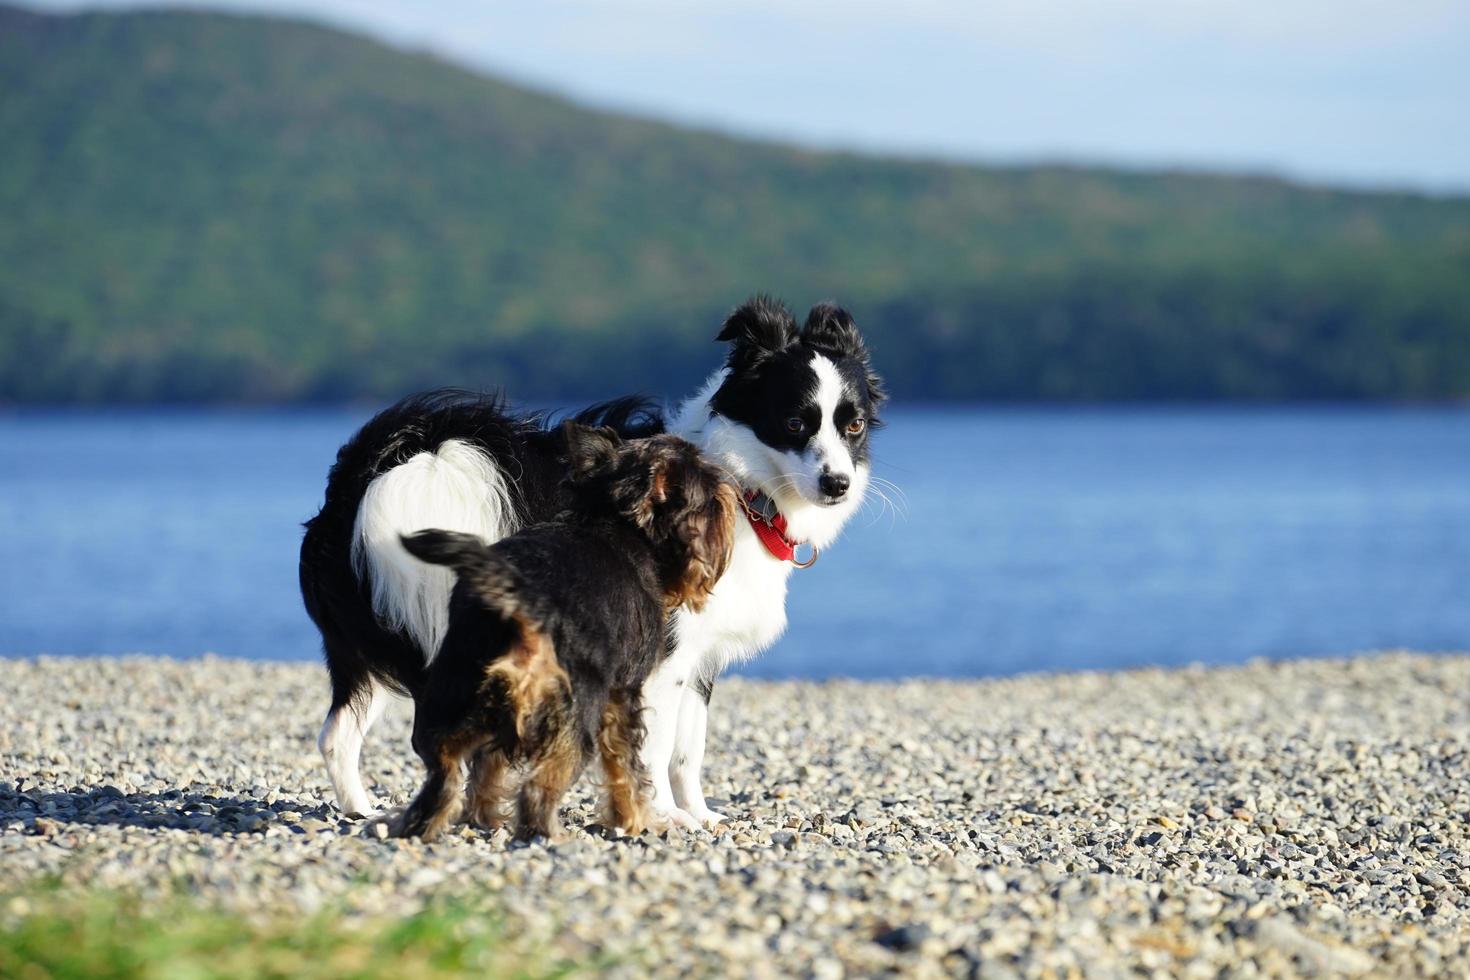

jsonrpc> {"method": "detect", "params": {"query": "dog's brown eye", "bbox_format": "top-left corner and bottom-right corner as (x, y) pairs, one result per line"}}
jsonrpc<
(846, 418), (866, 436)
(785, 417), (803, 434)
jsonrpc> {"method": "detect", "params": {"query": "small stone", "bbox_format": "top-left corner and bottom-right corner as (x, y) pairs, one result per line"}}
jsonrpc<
(873, 923), (931, 952)
(1416, 869), (1449, 890)
(811, 957), (843, 980)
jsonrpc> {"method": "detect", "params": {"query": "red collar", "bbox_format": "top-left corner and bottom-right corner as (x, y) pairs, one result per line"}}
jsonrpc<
(741, 491), (819, 568)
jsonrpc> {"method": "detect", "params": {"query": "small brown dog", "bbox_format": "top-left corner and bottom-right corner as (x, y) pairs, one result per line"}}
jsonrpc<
(391, 423), (737, 841)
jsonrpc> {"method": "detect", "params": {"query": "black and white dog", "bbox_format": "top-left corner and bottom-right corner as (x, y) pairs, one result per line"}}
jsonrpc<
(299, 296), (884, 826)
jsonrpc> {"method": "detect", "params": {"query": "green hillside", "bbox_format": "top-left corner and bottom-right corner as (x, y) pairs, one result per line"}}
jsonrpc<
(2, 4), (1469, 402)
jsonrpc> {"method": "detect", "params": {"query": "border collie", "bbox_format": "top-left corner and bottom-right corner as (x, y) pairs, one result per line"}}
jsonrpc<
(299, 295), (884, 826)
(390, 426), (737, 841)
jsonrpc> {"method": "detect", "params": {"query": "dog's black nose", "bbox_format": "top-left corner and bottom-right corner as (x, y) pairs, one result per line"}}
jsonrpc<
(819, 471), (851, 499)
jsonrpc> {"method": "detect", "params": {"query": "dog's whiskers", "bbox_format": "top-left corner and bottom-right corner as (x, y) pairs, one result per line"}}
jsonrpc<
(858, 485), (903, 529)
(868, 475), (910, 507)
(867, 480), (909, 523)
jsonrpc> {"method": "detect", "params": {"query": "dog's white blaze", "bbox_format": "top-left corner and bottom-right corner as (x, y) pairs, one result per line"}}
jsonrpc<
(808, 353), (855, 482)
(671, 365), (868, 550)
(351, 438), (517, 660)
(778, 352), (870, 544)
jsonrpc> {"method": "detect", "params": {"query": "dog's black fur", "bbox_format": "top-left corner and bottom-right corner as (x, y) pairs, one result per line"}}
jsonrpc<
(390, 425), (738, 841)
(299, 390), (663, 709)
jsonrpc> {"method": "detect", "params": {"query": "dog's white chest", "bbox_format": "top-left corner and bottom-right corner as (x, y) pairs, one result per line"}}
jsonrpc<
(675, 526), (791, 668)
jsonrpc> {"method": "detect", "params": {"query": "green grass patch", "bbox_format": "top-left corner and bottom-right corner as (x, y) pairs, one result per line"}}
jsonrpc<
(0, 881), (590, 980)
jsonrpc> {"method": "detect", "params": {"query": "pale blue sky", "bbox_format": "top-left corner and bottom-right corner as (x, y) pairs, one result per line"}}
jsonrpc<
(26, 0), (1470, 192)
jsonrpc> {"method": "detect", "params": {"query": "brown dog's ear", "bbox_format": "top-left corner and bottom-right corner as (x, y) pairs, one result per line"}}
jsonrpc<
(669, 480), (738, 612)
(626, 450), (673, 531)
(650, 455), (671, 504)
(561, 420), (622, 482)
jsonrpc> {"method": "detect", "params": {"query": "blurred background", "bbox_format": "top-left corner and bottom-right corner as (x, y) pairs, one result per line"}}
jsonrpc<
(1, 1), (1467, 676)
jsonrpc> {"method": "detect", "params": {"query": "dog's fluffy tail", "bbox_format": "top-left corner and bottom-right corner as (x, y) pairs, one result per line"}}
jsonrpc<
(354, 436), (518, 664)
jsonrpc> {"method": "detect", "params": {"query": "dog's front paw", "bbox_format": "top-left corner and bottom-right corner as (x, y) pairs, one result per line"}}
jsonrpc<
(650, 805), (702, 832)
(684, 803), (727, 828)
(338, 800), (380, 820)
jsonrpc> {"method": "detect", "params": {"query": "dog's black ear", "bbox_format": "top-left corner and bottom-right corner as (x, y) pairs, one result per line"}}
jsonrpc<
(561, 420), (622, 482)
(716, 296), (798, 369)
(801, 303), (863, 359)
(803, 302), (888, 407)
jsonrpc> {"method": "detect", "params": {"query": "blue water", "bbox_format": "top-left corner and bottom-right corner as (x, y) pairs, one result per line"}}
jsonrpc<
(1, 407), (1466, 678)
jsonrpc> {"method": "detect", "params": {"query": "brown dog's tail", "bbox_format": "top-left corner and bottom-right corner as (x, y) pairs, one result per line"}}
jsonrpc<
(399, 529), (528, 619)
(400, 530), (568, 740)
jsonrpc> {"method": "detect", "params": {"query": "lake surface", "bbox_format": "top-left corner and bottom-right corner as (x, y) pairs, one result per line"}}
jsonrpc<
(1, 406), (1467, 678)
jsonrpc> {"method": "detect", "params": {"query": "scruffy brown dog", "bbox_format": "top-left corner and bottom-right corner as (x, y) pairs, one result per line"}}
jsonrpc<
(390, 423), (737, 841)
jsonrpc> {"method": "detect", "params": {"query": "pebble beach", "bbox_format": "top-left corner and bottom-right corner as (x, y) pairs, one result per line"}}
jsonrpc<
(3, 652), (1469, 977)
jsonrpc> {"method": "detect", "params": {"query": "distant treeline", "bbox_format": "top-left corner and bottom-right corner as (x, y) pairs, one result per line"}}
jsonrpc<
(2, 4), (1469, 403)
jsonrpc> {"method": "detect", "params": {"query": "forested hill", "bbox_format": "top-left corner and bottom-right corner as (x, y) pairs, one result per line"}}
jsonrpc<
(2, 4), (1469, 403)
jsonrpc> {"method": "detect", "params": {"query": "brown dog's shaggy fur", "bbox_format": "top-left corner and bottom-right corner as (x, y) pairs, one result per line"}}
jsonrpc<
(391, 424), (737, 841)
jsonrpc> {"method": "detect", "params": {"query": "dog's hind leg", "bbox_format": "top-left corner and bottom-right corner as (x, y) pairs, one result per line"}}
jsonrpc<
(465, 746), (512, 831)
(395, 732), (476, 841)
(393, 759), (462, 842)
(516, 721), (585, 842)
(318, 674), (393, 817)
(598, 689), (653, 836)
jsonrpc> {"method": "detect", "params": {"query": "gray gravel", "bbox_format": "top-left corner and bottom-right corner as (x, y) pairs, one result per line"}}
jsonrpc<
(4, 652), (1470, 977)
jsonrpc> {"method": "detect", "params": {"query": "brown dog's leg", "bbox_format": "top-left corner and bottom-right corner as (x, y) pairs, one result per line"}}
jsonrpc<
(395, 738), (472, 842)
(516, 717), (584, 841)
(598, 689), (652, 836)
(465, 746), (512, 830)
